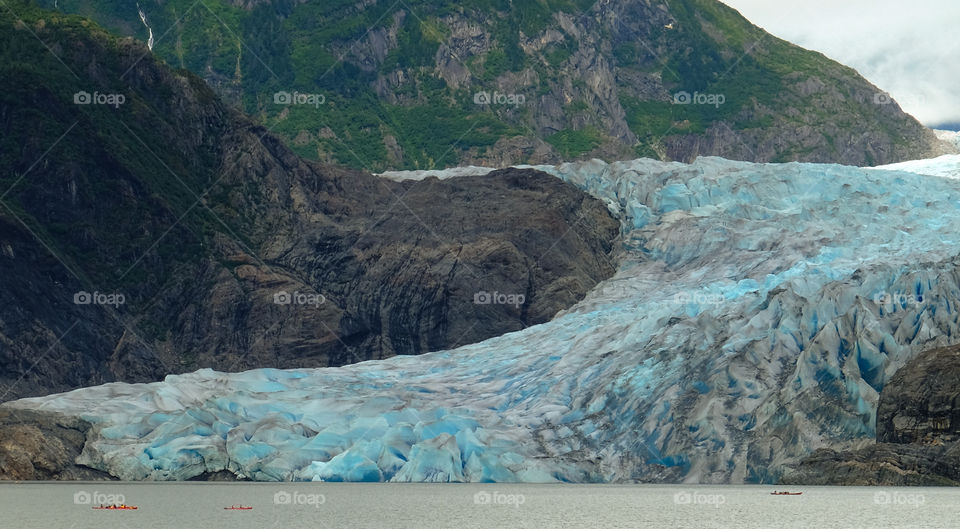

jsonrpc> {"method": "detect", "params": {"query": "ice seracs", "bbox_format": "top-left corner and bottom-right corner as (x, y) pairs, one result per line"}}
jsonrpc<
(10, 156), (960, 483)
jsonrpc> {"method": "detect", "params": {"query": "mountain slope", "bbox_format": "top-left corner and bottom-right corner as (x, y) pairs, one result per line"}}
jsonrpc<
(33, 0), (952, 170)
(0, 3), (619, 400)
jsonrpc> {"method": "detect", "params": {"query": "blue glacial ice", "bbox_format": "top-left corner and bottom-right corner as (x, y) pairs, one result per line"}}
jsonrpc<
(10, 155), (960, 483)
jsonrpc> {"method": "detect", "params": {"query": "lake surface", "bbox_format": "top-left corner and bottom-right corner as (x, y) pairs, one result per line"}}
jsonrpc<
(0, 483), (955, 528)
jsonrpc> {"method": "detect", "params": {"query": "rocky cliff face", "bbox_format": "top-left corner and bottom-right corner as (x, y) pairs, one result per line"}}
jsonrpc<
(782, 343), (960, 486)
(877, 345), (960, 445)
(35, 0), (953, 169)
(0, 5), (619, 400)
(0, 408), (112, 480)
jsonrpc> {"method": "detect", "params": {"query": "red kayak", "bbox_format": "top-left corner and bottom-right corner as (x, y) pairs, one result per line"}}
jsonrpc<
(770, 491), (802, 496)
(93, 505), (138, 510)
(224, 505), (253, 510)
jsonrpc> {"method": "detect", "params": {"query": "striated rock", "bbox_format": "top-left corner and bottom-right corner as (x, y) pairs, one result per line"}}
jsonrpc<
(782, 444), (960, 487)
(0, 408), (113, 481)
(877, 344), (960, 444)
(783, 344), (960, 485)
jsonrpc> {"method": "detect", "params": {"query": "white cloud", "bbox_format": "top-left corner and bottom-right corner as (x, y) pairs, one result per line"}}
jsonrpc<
(720, 0), (960, 127)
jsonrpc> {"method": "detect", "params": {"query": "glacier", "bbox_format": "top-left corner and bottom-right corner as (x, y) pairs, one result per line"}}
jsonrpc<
(934, 129), (960, 150)
(8, 155), (960, 483)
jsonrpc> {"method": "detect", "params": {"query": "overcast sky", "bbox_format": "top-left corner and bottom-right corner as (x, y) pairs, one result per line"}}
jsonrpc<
(720, 0), (959, 128)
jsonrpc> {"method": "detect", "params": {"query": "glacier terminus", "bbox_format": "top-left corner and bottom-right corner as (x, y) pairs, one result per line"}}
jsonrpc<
(8, 154), (960, 484)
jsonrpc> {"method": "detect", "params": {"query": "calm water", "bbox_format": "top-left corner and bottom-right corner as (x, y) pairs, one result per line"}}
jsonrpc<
(0, 483), (956, 528)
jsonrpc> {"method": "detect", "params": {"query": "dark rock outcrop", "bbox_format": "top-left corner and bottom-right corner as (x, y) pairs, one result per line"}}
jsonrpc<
(0, 408), (113, 480)
(782, 444), (960, 486)
(782, 344), (960, 486)
(877, 344), (960, 444)
(0, 8), (619, 401)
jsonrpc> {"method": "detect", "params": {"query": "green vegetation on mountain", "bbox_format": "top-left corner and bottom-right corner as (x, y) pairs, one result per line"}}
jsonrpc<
(28, 0), (948, 170)
(547, 128), (603, 158)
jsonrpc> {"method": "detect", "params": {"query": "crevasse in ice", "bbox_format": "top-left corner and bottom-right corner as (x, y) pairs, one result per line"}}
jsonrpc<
(10, 155), (960, 483)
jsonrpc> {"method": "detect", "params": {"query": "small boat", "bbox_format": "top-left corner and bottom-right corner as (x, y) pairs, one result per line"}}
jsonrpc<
(224, 505), (253, 510)
(93, 504), (139, 510)
(770, 491), (802, 496)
